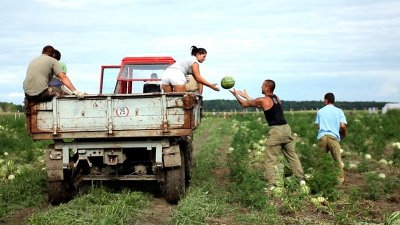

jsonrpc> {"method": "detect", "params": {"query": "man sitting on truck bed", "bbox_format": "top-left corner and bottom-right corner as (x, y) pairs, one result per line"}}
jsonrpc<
(23, 45), (84, 102)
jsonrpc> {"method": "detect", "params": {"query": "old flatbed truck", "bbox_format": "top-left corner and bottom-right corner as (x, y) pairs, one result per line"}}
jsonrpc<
(25, 56), (202, 204)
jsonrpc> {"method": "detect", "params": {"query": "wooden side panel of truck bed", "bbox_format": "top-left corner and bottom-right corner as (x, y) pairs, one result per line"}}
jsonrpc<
(26, 93), (202, 140)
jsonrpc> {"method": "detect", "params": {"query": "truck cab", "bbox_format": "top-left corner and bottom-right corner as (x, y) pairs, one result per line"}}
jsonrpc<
(100, 56), (175, 94)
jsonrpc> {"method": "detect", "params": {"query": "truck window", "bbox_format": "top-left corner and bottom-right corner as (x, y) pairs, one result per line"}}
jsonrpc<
(116, 64), (169, 94)
(102, 68), (120, 94)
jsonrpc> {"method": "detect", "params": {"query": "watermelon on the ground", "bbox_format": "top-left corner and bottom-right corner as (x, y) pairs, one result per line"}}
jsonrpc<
(385, 211), (400, 225)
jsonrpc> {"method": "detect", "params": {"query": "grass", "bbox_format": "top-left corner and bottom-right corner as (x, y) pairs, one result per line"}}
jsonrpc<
(227, 115), (271, 209)
(1, 114), (152, 225)
(170, 117), (232, 224)
(0, 114), (49, 219)
(0, 169), (47, 219)
(28, 188), (149, 225)
(0, 113), (50, 163)
(175, 115), (278, 224)
(1, 111), (400, 224)
(219, 110), (400, 224)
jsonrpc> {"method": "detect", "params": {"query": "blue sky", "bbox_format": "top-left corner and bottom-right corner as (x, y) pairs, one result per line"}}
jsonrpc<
(1, 0), (399, 105)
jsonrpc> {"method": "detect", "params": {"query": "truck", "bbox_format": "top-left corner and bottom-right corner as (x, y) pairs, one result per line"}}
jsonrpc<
(25, 56), (202, 204)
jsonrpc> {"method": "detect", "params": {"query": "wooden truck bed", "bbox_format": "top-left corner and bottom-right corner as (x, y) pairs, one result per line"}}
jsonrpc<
(26, 93), (202, 140)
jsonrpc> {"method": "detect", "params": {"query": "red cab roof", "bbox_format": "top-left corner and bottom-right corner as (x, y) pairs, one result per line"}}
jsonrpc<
(121, 56), (175, 65)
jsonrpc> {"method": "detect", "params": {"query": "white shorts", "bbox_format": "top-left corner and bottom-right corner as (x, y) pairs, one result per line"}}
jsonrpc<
(161, 68), (186, 86)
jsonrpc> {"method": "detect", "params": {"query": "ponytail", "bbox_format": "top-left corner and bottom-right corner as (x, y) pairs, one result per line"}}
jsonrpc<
(191, 45), (207, 56)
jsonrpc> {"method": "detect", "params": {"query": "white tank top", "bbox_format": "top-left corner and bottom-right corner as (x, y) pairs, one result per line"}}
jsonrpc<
(169, 56), (199, 75)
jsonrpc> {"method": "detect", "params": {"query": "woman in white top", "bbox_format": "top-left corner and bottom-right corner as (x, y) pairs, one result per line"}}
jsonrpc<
(161, 46), (220, 93)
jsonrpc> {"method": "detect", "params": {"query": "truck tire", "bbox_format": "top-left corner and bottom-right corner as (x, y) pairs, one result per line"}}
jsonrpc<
(162, 148), (186, 204)
(181, 137), (193, 185)
(47, 180), (72, 205)
(45, 144), (73, 205)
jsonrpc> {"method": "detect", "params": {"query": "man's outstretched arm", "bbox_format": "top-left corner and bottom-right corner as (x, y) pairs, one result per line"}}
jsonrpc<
(339, 123), (346, 139)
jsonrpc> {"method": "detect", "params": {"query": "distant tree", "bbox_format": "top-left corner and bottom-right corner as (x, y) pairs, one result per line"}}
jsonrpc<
(203, 100), (387, 112)
(0, 102), (21, 112)
(0, 99), (388, 113)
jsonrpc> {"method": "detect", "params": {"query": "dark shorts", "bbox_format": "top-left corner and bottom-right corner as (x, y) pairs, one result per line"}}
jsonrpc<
(25, 87), (58, 102)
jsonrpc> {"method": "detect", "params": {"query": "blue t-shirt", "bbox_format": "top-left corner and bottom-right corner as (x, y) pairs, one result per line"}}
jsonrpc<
(315, 104), (347, 141)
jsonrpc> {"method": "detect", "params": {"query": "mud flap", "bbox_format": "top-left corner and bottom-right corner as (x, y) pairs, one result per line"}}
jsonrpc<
(45, 145), (64, 181)
(163, 145), (181, 167)
(161, 145), (186, 204)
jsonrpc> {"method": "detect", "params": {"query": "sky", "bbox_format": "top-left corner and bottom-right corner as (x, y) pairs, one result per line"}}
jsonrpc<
(1, 0), (399, 105)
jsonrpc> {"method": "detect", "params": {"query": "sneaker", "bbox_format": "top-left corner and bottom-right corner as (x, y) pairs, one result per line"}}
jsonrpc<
(300, 179), (306, 186)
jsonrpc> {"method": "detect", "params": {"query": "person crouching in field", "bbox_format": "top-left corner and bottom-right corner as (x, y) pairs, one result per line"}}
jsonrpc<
(229, 79), (306, 192)
(315, 92), (347, 184)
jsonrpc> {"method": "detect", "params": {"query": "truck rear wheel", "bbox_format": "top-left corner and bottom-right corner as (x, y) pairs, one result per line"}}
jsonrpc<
(181, 137), (193, 185)
(47, 180), (72, 205)
(162, 148), (186, 204)
(45, 144), (73, 205)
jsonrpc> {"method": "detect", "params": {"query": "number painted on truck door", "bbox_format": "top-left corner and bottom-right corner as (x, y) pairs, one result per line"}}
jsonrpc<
(116, 107), (129, 117)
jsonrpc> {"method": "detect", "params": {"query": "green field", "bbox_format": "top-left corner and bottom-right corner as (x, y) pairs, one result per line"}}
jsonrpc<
(0, 111), (399, 224)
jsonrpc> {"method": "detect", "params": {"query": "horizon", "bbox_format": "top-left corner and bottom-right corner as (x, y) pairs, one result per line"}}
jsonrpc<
(0, 98), (394, 107)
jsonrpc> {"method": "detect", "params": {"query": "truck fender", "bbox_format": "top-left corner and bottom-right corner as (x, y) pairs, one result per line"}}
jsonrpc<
(163, 145), (181, 167)
(45, 145), (64, 181)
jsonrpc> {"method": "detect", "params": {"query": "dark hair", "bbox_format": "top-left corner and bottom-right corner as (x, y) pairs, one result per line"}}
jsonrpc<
(53, 49), (61, 61)
(324, 92), (335, 104)
(191, 45), (207, 56)
(42, 45), (55, 56)
(264, 79), (276, 91)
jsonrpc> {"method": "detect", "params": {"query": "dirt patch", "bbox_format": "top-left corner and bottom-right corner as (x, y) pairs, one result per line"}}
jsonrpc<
(192, 126), (212, 157)
(134, 197), (176, 225)
(207, 131), (236, 225)
(341, 170), (366, 190)
(0, 207), (39, 225)
(212, 135), (233, 187)
(135, 119), (234, 225)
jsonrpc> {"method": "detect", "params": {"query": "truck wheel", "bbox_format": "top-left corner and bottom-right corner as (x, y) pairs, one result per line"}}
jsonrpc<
(162, 149), (186, 204)
(181, 137), (193, 185)
(47, 180), (72, 205)
(45, 144), (73, 205)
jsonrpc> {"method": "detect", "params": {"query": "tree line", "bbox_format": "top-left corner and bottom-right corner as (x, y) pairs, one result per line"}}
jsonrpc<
(0, 102), (24, 113)
(0, 100), (388, 113)
(203, 100), (388, 112)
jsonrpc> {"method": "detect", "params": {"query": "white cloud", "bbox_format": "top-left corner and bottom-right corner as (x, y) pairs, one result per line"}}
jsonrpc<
(1, 0), (400, 104)
(7, 93), (24, 98)
(32, 0), (137, 9)
(33, 0), (84, 8)
(0, 71), (24, 85)
(377, 75), (400, 98)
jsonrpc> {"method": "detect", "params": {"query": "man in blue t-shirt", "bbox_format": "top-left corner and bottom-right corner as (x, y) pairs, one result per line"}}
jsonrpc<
(315, 92), (347, 184)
